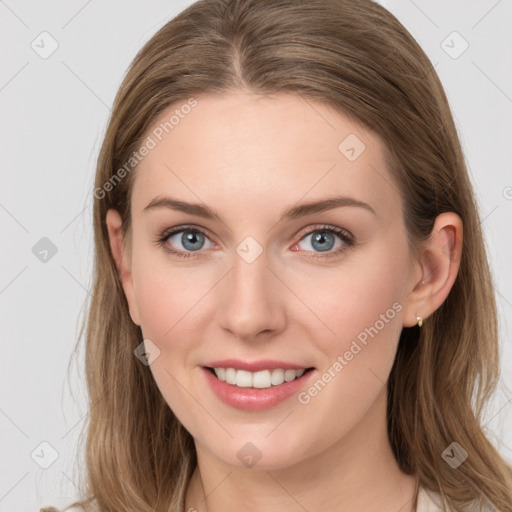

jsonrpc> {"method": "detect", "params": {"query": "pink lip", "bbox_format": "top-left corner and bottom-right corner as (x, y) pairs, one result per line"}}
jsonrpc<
(201, 366), (316, 411)
(204, 359), (311, 372)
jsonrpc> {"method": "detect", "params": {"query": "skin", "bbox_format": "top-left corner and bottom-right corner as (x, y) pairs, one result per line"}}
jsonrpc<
(106, 90), (462, 512)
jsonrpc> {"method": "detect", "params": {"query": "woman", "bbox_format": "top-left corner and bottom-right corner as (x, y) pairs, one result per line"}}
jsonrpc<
(49, 0), (512, 510)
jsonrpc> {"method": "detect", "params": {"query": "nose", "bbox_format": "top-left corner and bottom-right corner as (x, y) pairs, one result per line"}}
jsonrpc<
(218, 248), (286, 342)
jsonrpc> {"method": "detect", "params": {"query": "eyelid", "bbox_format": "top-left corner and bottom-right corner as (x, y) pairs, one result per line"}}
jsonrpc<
(295, 223), (353, 242)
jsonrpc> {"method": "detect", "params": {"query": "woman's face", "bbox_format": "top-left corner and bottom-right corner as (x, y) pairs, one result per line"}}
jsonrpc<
(110, 91), (423, 469)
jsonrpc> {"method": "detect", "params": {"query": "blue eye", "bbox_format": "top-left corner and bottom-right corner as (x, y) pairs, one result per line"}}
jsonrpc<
(156, 224), (354, 259)
(293, 225), (354, 258)
(157, 226), (214, 258)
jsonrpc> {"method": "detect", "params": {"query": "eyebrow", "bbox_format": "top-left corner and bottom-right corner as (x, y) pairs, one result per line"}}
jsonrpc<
(143, 194), (376, 221)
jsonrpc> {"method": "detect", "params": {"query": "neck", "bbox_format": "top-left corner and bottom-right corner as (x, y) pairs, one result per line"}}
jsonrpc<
(185, 387), (418, 512)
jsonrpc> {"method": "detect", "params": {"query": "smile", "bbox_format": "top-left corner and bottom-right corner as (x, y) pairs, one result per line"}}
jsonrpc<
(202, 365), (316, 411)
(209, 367), (309, 388)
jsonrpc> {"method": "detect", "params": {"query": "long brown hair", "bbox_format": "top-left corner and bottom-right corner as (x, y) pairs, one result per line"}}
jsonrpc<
(62, 0), (512, 510)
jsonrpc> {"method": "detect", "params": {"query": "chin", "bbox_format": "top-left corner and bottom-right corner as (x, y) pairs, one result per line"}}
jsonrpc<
(196, 433), (312, 472)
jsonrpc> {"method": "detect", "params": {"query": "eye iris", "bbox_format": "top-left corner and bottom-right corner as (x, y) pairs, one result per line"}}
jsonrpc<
(312, 231), (335, 252)
(182, 231), (204, 251)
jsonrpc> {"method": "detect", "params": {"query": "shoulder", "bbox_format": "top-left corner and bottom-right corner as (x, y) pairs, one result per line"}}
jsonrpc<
(417, 487), (443, 511)
(416, 487), (494, 512)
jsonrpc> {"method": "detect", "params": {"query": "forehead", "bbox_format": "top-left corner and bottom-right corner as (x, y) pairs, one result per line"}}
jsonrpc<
(131, 91), (401, 222)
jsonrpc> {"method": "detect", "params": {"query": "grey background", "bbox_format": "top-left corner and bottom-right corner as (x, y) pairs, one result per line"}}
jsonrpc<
(1, 1), (511, 510)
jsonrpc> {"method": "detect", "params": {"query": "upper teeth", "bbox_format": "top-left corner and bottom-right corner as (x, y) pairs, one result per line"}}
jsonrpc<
(213, 368), (306, 388)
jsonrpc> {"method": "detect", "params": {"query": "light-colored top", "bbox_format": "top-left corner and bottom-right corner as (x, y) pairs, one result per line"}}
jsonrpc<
(40, 492), (442, 512)
(417, 487), (443, 511)
(42, 488), (490, 512)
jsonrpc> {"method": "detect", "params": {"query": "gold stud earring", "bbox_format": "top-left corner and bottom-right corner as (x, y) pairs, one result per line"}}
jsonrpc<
(416, 316), (423, 328)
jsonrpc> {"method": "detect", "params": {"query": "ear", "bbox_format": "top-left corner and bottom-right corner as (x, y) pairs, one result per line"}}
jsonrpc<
(105, 208), (141, 326)
(402, 212), (463, 327)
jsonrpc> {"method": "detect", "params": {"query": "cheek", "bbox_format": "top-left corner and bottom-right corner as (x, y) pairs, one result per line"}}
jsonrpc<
(312, 273), (400, 333)
(131, 243), (217, 342)
(129, 250), (215, 435)
(286, 253), (407, 455)
(303, 237), (409, 379)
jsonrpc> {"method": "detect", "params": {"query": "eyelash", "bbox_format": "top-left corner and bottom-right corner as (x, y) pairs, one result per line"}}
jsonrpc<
(155, 224), (354, 260)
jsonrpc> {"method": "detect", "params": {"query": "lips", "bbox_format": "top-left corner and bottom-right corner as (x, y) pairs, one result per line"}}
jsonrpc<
(201, 360), (316, 411)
